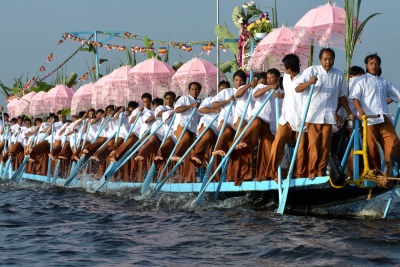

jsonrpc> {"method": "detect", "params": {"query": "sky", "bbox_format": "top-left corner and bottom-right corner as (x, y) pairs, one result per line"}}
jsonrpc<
(0, 0), (398, 110)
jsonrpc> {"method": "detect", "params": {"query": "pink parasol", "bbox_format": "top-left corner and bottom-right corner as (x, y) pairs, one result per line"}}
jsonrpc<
(171, 57), (223, 97)
(44, 84), (74, 114)
(29, 91), (47, 116)
(71, 82), (95, 115)
(6, 98), (20, 118)
(102, 65), (132, 107)
(247, 25), (309, 72)
(293, 2), (359, 50)
(14, 91), (36, 117)
(91, 75), (109, 110)
(128, 58), (175, 100)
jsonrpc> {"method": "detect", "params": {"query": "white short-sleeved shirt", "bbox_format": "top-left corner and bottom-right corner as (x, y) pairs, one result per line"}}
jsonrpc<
(35, 122), (49, 143)
(16, 126), (28, 145)
(83, 120), (99, 143)
(70, 120), (85, 147)
(197, 96), (219, 135)
(251, 84), (284, 135)
(251, 83), (273, 123)
(297, 65), (347, 124)
(156, 107), (174, 140)
(348, 73), (400, 125)
(172, 95), (199, 134)
(140, 109), (155, 138)
(233, 86), (253, 126)
(278, 73), (303, 131)
(24, 126), (37, 147)
(128, 107), (151, 138)
(149, 105), (169, 140)
(115, 116), (130, 140)
(211, 88), (237, 128)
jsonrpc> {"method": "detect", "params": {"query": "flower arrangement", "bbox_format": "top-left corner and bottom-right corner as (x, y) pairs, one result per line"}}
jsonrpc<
(246, 17), (273, 35)
(231, 1), (275, 68)
(232, 1), (262, 28)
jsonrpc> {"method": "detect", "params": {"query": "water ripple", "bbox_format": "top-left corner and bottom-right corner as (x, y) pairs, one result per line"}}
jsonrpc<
(0, 180), (399, 266)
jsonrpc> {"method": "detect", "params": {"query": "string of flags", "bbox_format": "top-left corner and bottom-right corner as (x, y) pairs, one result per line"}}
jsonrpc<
(11, 31), (228, 99)
(60, 32), (226, 56)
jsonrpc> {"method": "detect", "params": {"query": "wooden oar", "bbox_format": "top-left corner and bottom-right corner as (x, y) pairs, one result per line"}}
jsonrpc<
(64, 115), (114, 186)
(141, 113), (176, 194)
(214, 87), (254, 202)
(94, 127), (153, 192)
(64, 130), (117, 187)
(151, 108), (197, 194)
(277, 84), (315, 214)
(275, 93), (283, 203)
(151, 113), (219, 197)
(2, 157), (12, 179)
(10, 155), (30, 183)
(46, 124), (54, 182)
(88, 111), (145, 190)
(196, 101), (234, 204)
(96, 111), (176, 192)
(195, 90), (274, 204)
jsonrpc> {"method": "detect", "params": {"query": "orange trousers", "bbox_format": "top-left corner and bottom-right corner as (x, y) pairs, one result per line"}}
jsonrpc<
(267, 122), (308, 179)
(366, 118), (400, 175)
(306, 123), (332, 178)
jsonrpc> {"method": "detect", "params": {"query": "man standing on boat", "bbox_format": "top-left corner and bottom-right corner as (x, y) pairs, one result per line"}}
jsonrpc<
(154, 82), (202, 182)
(234, 70), (281, 183)
(188, 81), (230, 182)
(135, 92), (176, 168)
(348, 53), (400, 176)
(266, 54), (307, 181)
(295, 48), (354, 179)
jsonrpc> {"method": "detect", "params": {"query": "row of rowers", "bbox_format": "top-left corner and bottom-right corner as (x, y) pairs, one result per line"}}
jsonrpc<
(2, 48), (400, 186)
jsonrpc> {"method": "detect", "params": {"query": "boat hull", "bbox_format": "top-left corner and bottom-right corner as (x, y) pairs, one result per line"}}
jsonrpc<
(8, 172), (389, 211)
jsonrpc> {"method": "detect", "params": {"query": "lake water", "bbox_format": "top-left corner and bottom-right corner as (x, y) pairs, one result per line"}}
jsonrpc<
(0, 180), (399, 266)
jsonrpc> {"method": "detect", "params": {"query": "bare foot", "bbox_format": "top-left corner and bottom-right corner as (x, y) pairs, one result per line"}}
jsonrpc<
(82, 149), (89, 154)
(58, 156), (67, 160)
(110, 157), (117, 163)
(154, 156), (163, 161)
(92, 155), (99, 162)
(72, 156), (79, 161)
(171, 156), (181, 162)
(308, 174), (316, 180)
(235, 142), (247, 150)
(212, 150), (226, 157)
(28, 158), (36, 163)
(135, 155), (144, 161)
(48, 154), (55, 161)
(191, 156), (202, 166)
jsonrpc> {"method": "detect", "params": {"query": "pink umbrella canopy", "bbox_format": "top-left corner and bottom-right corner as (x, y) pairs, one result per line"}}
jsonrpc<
(248, 25), (309, 72)
(15, 91), (36, 117)
(91, 75), (109, 109)
(171, 57), (223, 97)
(128, 58), (175, 100)
(71, 82), (95, 115)
(29, 91), (47, 116)
(293, 2), (359, 50)
(102, 65), (132, 107)
(6, 98), (20, 118)
(44, 84), (74, 113)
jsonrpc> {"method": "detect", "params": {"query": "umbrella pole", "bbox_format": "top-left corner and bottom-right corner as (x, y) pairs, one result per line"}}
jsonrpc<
(216, 0), (220, 92)
(308, 44), (314, 67)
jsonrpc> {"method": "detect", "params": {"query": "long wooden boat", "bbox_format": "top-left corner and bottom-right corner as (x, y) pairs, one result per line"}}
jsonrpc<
(4, 170), (390, 213)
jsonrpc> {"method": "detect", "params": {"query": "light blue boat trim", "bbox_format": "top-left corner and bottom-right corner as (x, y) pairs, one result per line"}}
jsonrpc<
(18, 172), (330, 193)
